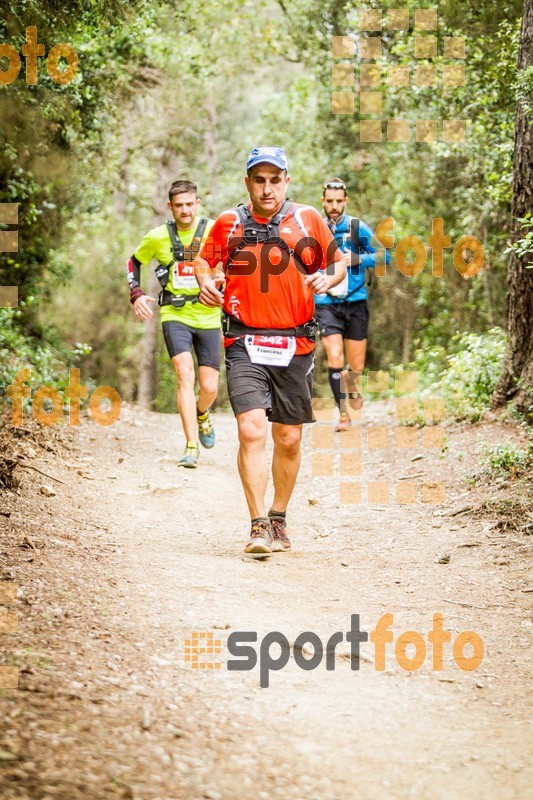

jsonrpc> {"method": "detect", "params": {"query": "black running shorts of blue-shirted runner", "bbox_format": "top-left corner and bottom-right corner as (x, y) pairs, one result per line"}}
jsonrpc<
(315, 299), (369, 340)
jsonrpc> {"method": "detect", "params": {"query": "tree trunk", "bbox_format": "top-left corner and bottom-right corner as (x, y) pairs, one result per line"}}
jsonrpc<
(492, 0), (533, 419)
(137, 145), (182, 408)
(402, 287), (414, 364)
(137, 266), (161, 409)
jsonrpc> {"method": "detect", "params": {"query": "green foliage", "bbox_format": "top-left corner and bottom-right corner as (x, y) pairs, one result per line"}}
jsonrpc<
(516, 64), (533, 115)
(270, 0), (522, 367)
(504, 214), (533, 262)
(0, 0), (162, 376)
(390, 328), (506, 423)
(1, 308), (61, 386)
(479, 432), (533, 478)
(0, 307), (94, 408)
(424, 328), (506, 421)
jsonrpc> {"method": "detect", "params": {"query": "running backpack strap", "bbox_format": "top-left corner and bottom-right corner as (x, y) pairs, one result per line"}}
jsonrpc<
(240, 203), (269, 243)
(237, 204), (253, 236)
(354, 217), (373, 285)
(227, 200), (309, 273)
(234, 201), (293, 245)
(356, 217), (373, 286)
(283, 202), (318, 275)
(349, 217), (360, 250)
(226, 204), (255, 267)
(269, 200), (293, 230)
(190, 217), (208, 258)
(348, 216), (371, 285)
(166, 221), (186, 262)
(268, 200), (304, 266)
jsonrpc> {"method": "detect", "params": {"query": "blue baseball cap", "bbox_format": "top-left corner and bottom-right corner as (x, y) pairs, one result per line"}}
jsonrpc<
(246, 146), (289, 172)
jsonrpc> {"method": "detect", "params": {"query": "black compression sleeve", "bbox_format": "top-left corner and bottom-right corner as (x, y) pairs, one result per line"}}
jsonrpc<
(126, 254), (142, 290)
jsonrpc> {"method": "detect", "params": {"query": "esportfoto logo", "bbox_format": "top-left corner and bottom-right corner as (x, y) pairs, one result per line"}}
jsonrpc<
(184, 613), (484, 688)
(197, 215), (485, 293)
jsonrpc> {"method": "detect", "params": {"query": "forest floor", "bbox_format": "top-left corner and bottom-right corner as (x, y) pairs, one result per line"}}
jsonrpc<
(0, 400), (531, 800)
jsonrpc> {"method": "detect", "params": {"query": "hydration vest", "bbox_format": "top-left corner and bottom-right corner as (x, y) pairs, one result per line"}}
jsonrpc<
(223, 201), (318, 340)
(166, 217), (208, 262)
(155, 217), (209, 306)
(226, 201), (309, 273)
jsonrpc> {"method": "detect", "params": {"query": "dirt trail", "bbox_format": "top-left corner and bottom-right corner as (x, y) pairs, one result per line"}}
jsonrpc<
(0, 402), (532, 800)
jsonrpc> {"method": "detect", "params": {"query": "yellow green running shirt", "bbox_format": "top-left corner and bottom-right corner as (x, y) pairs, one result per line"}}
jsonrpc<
(134, 220), (221, 329)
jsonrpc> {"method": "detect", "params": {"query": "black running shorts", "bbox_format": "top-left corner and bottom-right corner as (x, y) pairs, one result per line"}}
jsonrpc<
(224, 338), (315, 424)
(315, 300), (369, 340)
(162, 321), (221, 369)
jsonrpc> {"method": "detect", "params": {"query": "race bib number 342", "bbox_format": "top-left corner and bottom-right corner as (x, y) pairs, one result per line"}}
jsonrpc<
(244, 335), (296, 367)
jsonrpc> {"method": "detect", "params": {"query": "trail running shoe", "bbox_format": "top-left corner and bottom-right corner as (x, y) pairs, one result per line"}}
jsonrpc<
(244, 519), (273, 555)
(197, 409), (215, 449)
(335, 412), (351, 432)
(178, 442), (199, 468)
(270, 516), (291, 552)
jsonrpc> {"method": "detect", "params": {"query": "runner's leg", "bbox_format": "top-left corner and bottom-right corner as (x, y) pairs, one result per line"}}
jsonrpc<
(236, 408), (269, 519)
(342, 340), (365, 411)
(321, 333), (344, 370)
(321, 333), (345, 410)
(171, 352), (197, 443)
(197, 366), (219, 413)
(344, 339), (366, 374)
(193, 328), (221, 413)
(343, 301), (368, 410)
(340, 301), (368, 410)
(270, 423), (303, 512)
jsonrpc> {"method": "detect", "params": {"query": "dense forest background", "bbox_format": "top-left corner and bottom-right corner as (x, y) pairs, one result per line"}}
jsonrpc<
(0, 0), (531, 420)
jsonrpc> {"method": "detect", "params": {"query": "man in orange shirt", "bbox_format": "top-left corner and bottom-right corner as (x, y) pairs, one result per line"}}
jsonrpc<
(194, 147), (345, 555)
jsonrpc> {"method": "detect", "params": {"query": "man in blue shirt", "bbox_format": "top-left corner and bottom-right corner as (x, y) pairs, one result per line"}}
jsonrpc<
(315, 177), (390, 431)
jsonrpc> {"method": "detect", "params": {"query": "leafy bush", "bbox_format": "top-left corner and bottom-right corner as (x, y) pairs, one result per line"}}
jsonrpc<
(0, 307), (94, 409)
(390, 328), (506, 423)
(0, 308), (65, 388)
(504, 213), (533, 262)
(479, 431), (533, 479)
(480, 442), (528, 476)
(431, 328), (506, 421)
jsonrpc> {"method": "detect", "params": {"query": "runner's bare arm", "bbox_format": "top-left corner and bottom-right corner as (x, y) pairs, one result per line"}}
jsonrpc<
(194, 256), (225, 307)
(304, 258), (347, 295)
(133, 294), (157, 320)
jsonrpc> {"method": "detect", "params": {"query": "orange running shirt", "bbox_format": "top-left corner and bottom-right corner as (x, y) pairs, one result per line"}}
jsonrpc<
(199, 202), (341, 354)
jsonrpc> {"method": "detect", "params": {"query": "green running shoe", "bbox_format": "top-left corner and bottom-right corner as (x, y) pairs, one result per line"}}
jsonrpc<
(179, 442), (199, 468)
(197, 408), (215, 449)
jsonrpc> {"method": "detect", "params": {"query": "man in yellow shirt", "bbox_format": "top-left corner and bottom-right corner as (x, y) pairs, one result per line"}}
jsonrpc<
(127, 179), (221, 467)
